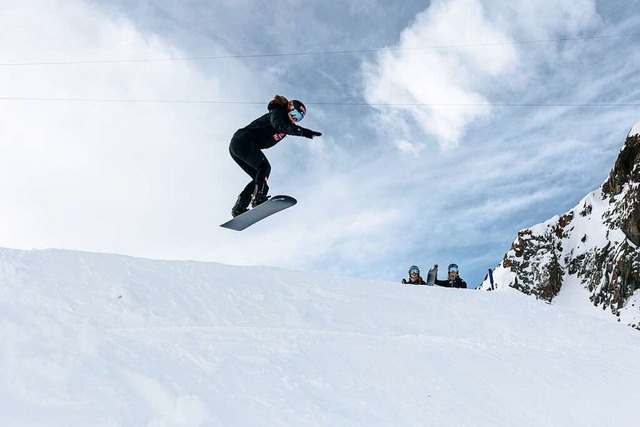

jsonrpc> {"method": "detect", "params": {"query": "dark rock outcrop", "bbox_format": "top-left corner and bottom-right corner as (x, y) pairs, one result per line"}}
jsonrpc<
(480, 125), (640, 330)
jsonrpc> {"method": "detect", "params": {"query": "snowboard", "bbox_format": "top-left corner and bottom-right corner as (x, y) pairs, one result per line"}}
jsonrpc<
(426, 265), (437, 286)
(220, 195), (297, 231)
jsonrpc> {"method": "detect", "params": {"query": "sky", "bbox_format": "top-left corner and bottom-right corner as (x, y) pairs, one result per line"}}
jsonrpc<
(1, 0), (639, 286)
(2, 247), (639, 426)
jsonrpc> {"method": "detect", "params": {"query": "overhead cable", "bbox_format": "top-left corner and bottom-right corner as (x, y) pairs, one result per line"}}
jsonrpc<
(0, 33), (638, 67)
(0, 97), (638, 108)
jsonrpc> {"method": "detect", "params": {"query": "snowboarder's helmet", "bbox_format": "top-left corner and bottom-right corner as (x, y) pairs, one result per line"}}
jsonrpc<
(289, 100), (306, 122)
(448, 263), (459, 273)
(409, 265), (420, 275)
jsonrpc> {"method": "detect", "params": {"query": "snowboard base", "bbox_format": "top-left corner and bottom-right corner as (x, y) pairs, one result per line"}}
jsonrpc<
(220, 195), (297, 231)
(426, 265), (437, 286)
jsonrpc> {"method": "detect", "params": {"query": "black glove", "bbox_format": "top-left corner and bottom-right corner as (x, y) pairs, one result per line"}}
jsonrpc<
(402, 279), (407, 284)
(300, 128), (322, 139)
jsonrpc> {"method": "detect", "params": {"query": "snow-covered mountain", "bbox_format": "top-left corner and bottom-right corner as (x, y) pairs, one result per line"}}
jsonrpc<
(479, 122), (640, 330)
(1, 247), (639, 426)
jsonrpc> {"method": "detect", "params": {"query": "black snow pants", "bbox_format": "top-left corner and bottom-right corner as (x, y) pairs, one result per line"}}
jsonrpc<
(229, 129), (271, 199)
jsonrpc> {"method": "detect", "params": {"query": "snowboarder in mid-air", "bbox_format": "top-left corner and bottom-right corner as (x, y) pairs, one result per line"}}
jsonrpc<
(229, 95), (322, 217)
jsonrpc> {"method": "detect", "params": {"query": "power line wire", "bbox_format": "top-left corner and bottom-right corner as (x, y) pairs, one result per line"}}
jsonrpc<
(1, 33), (639, 67)
(0, 97), (638, 107)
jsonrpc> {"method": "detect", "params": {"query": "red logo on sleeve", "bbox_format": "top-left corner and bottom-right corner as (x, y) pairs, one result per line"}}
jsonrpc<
(273, 132), (286, 142)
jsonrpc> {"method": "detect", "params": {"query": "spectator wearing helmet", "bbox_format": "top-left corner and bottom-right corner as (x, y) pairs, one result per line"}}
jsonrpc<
(229, 95), (323, 217)
(434, 263), (467, 288)
(402, 265), (427, 285)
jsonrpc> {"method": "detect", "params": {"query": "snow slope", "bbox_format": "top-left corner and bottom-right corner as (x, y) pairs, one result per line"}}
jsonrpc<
(1, 247), (639, 426)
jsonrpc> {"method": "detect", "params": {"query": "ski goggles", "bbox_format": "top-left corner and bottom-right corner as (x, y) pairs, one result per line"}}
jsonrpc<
(409, 268), (420, 275)
(448, 264), (459, 273)
(290, 108), (304, 122)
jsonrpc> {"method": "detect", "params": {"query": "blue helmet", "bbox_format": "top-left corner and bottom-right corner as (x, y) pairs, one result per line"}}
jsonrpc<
(409, 265), (420, 275)
(448, 263), (459, 273)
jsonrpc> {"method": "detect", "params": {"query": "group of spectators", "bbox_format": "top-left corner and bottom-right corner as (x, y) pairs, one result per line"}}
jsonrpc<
(401, 264), (467, 288)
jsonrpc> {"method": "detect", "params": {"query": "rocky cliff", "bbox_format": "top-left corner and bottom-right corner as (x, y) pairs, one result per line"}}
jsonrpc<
(480, 123), (640, 330)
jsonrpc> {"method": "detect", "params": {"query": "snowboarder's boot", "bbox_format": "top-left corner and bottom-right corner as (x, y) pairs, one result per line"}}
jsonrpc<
(251, 181), (270, 208)
(231, 192), (252, 218)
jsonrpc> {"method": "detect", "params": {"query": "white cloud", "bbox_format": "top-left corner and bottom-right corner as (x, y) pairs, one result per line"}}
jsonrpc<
(363, 0), (517, 149)
(0, 0), (261, 258)
(362, 0), (599, 149)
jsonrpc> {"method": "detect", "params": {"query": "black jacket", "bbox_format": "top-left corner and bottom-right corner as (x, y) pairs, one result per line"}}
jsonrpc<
(434, 277), (467, 288)
(402, 276), (427, 285)
(241, 107), (307, 149)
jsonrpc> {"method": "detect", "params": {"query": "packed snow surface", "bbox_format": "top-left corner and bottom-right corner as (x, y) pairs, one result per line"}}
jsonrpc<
(1, 248), (638, 426)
